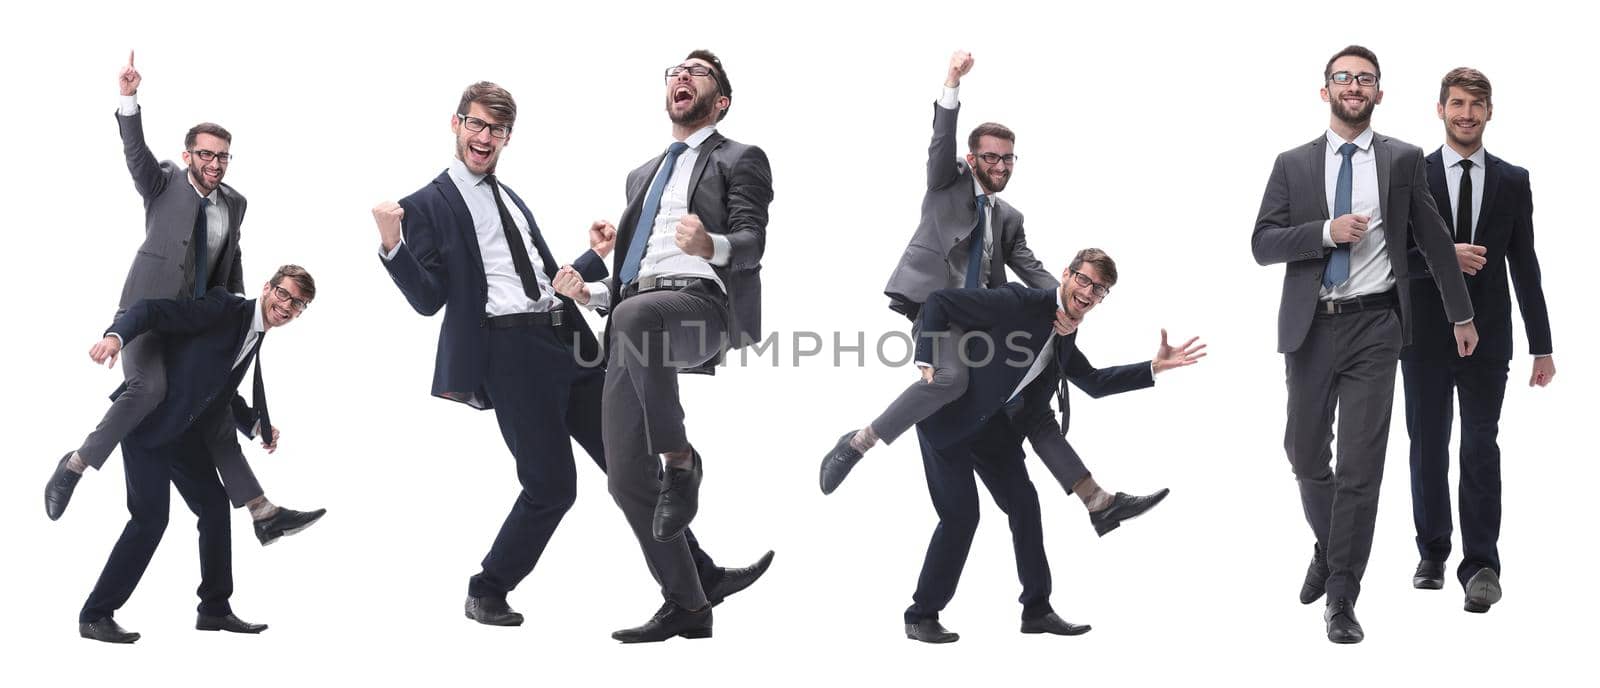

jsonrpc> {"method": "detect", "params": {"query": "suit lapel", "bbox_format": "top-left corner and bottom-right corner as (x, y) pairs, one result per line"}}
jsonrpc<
(1480, 152), (1503, 238)
(686, 131), (725, 211)
(1374, 135), (1392, 225)
(1310, 136), (1330, 219)
(433, 171), (489, 298)
(1426, 149), (1452, 228)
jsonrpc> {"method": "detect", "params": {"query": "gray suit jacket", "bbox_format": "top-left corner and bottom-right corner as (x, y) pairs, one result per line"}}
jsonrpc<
(1252, 131), (1471, 353)
(604, 130), (773, 349)
(884, 103), (1055, 317)
(114, 108), (246, 315)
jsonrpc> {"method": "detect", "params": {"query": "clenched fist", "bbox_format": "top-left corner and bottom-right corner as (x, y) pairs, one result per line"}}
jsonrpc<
(674, 213), (713, 259)
(553, 265), (591, 305)
(946, 50), (974, 88)
(373, 201), (405, 252)
(590, 220), (617, 258)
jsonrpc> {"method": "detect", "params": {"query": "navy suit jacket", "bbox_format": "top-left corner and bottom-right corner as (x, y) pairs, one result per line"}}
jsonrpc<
(1404, 149), (1552, 361)
(382, 170), (607, 409)
(107, 288), (265, 448)
(916, 284), (1154, 449)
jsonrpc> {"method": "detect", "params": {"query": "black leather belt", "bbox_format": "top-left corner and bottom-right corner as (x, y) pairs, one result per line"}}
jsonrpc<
(1317, 290), (1397, 315)
(484, 309), (565, 328)
(621, 275), (718, 299)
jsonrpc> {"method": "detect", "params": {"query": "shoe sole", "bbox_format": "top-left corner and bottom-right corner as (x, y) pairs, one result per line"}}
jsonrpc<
(196, 624), (267, 634)
(1465, 575), (1502, 613)
(463, 612), (524, 627)
(904, 632), (959, 643)
(258, 511), (326, 547)
(613, 628), (713, 643)
(1413, 578), (1445, 590)
(1021, 625), (1092, 636)
(79, 631), (139, 644)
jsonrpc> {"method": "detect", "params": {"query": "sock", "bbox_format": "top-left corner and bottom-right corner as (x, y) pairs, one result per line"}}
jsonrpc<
(1073, 475), (1113, 513)
(66, 451), (89, 475)
(663, 449), (695, 471)
(247, 497), (279, 522)
(849, 426), (880, 454)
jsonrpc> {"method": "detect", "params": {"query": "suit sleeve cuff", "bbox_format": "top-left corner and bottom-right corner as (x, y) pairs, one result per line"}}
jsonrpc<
(118, 94), (138, 117)
(380, 239), (404, 262)
(708, 233), (732, 266)
(938, 86), (959, 110)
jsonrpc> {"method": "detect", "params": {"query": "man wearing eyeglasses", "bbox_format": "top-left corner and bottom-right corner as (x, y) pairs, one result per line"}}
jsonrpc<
(551, 49), (774, 643)
(376, 80), (771, 631)
(1400, 67), (1554, 614)
(893, 249), (1205, 643)
(45, 51), (323, 549)
(1252, 45), (1478, 644)
(76, 266), (315, 643)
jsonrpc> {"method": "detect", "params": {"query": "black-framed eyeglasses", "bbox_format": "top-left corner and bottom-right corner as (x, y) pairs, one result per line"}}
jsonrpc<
(1070, 270), (1111, 299)
(665, 64), (715, 79)
(457, 114), (512, 139)
(1328, 71), (1379, 87)
(189, 149), (232, 163)
(271, 285), (310, 313)
(976, 152), (1018, 166)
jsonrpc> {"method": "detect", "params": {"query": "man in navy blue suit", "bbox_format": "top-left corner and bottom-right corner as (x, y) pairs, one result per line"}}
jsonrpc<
(899, 249), (1205, 643)
(1401, 67), (1555, 613)
(374, 81), (770, 629)
(77, 266), (317, 644)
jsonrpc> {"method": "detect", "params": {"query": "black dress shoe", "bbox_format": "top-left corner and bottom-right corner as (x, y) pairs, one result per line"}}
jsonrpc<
(819, 431), (864, 495)
(652, 451), (702, 542)
(1020, 612), (1091, 636)
(464, 595), (524, 626)
(904, 619), (959, 643)
(79, 617), (139, 644)
(196, 613), (267, 634)
(1324, 598), (1364, 644)
(1413, 560), (1446, 590)
(1300, 543), (1330, 605)
(1464, 567), (1502, 613)
(612, 601), (712, 643)
(704, 550), (775, 606)
(1087, 488), (1170, 537)
(45, 453), (82, 521)
(254, 507), (327, 546)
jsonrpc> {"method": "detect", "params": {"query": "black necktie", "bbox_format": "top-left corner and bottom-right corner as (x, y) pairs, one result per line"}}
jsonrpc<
(249, 334), (271, 444)
(1456, 159), (1474, 244)
(965, 195), (989, 288)
(193, 198), (211, 297)
(485, 174), (543, 302)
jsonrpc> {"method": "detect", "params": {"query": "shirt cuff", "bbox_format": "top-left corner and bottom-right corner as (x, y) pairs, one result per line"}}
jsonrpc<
(380, 239), (404, 262)
(1150, 361), (1159, 378)
(708, 233), (732, 266)
(1322, 220), (1335, 248)
(118, 94), (138, 117)
(938, 85), (959, 110)
(584, 281), (611, 310)
(1534, 353), (1553, 359)
(1454, 317), (1474, 326)
(915, 361), (932, 369)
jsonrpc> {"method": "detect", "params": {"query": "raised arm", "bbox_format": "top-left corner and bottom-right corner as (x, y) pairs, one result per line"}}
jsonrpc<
(928, 50), (973, 192)
(376, 198), (448, 316)
(116, 50), (169, 200)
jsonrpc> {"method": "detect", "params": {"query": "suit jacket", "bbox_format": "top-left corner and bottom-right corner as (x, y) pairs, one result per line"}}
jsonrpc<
(597, 130), (773, 350)
(114, 108), (246, 314)
(884, 103), (1056, 318)
(1252, 132), (1473, 354)
(107, 288), (265, 448)
(915, 284), (1153, 449)
(383, 170), (605, 409)
(1404, 148), (1552, 361)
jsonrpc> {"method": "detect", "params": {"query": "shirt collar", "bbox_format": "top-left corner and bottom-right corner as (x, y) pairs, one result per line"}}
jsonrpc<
(1441, 144), (1486, 170)
(448, 157), (488, 188)
(189, 178), (221, 203)
(971, 175), (997, 201)
(1325, 127), (1375, 152)
(678, 125), (717, 150)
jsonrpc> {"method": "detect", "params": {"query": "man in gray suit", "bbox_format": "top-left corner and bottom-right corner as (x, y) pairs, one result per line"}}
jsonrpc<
(1252, 45), (1478, 644)
(44, 52), (322, 547)
(553, 49), (774, 643)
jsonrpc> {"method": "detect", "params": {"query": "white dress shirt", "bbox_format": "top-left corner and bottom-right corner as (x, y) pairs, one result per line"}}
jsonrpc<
(1441, 145), (1486, 243)
(1319, 128), (1391, 300)
(233, 300), (266, 371)
(584, 125), (732, 310)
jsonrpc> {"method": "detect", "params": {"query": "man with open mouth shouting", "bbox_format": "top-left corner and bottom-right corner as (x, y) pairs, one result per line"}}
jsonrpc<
(552, 49), (776, 643)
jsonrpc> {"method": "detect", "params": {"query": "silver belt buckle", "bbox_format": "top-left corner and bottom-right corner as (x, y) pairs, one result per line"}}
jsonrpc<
(550, 309), (564, 327)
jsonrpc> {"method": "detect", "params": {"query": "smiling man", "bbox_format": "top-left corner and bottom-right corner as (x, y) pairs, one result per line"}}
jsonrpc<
(45, 52), (321, 548)
(1401, 67), (1555, 614)
(1252, 45), (1478, 644)
(552, 49), (775, 643)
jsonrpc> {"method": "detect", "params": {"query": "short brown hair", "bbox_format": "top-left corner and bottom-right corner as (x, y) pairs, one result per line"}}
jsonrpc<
(1324, 45), (1381, 82)
(457, 81), (517, 128)
(270, 264), (316, 302)
(686, 49), (732, 121)
(185, 122), (232, 149)
(1439, 67), (1492, 106)
(1069, 248), (1118, 287)
(967, 122), (1015, 151)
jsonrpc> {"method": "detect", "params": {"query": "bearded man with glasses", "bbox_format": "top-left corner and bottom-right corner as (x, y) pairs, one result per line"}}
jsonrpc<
(45, 51), (323, 549)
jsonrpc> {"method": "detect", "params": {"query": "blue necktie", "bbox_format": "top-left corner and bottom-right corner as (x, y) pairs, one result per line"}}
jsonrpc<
(1323, 142), (1358, 288)
(620, 141), (690, 285)
(193, 198), (211, 297)
(964, 194), (989, 288)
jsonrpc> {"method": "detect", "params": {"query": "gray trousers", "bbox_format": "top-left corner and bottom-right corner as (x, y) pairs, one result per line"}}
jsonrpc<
(603, 285), (728, 610)
(1284, 307), (1402, 603)
(77, 332), (265, 508)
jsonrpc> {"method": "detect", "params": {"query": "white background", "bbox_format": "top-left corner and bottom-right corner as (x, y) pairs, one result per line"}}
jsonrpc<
(2, 0), (1592, 685)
